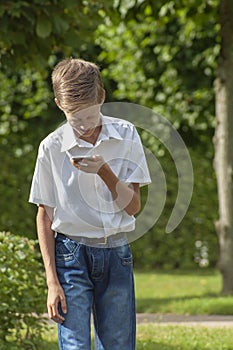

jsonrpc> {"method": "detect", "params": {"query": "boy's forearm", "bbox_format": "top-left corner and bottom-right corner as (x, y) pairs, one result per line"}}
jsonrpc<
(97, 163), (141, 216)
(36, 205), (60, 287)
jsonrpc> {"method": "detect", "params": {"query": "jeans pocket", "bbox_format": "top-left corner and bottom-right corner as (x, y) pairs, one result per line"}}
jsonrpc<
(55, 236), (79, 262)
(114, 244), (133, 266)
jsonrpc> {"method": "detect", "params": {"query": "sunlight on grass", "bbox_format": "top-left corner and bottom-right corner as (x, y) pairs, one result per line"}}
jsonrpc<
(134, 269), (233, 314)
(137, 324), (233, 350)
(135, 269), (222, 299)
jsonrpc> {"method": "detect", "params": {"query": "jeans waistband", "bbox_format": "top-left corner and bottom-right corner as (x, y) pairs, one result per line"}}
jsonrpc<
(55, 232), (129, 248)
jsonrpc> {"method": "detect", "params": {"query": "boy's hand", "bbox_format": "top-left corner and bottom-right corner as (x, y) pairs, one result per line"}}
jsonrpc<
(47, 283), (67, 324)
(71, 155), (105, 174)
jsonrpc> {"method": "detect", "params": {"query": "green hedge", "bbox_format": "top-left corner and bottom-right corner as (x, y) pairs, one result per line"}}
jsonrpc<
(132, 135), (218, 270)
(0, 232), (48, 349)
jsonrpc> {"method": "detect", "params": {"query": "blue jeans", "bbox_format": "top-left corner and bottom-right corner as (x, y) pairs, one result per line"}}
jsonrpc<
(55, 234), (136, 350)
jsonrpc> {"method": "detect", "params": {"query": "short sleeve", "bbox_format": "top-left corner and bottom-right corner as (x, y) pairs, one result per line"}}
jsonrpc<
(125, 126), (151, 187)
(29, 142), (56, 207)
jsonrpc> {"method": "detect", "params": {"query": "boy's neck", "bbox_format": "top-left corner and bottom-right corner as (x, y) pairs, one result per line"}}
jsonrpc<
(77, 125), (102, 145)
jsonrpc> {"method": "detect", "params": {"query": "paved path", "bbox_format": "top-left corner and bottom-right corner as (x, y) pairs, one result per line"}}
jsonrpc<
(137, 313), (233, 327)
(46, 313), (233, 327)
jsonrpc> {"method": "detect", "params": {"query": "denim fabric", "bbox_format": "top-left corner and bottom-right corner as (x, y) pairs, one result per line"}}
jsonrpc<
(55, 234), (136, 350)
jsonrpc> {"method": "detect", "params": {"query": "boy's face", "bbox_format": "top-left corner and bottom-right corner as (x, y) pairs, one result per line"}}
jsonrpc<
(65, 104), (102, 138)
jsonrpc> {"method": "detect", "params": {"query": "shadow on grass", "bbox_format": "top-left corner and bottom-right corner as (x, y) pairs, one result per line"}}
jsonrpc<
(38, 340), (58, 350)
(135, 268), (220, 277)
(136, 294), (233, 314)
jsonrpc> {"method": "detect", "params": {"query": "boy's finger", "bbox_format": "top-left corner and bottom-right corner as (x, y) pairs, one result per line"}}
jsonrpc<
(51, 304), (65, 323)
(48, 305), (53, 319)
(60, 296), (67, 314)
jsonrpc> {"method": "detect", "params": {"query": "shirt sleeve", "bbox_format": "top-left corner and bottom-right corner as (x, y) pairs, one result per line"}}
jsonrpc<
(29, 142), (56, 207)
(125, 126), (151, 187)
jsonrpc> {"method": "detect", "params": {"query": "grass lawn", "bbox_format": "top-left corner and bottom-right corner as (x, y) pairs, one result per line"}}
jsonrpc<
(136, 324), (233, 350)
(135, 269), (233, 314)
(39, 323), (233, 350)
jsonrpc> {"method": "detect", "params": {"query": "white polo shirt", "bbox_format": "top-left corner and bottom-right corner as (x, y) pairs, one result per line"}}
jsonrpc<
(29, 114), (151, 239)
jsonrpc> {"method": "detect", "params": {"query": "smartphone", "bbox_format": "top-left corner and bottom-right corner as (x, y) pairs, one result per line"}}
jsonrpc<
(72, 155), (93, 163)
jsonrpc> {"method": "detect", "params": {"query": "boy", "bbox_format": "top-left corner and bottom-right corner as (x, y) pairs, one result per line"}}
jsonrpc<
(29, 58), (151, 350)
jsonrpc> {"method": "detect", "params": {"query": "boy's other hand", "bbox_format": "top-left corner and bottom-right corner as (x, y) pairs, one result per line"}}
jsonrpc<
(47, 283), (67, 324)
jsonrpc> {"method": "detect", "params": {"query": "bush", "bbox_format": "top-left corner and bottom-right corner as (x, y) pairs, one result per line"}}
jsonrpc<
(0, 232), (48, 349)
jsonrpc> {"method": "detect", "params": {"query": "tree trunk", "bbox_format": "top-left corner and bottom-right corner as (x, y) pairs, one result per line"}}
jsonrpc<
(213, 0), (233, 294)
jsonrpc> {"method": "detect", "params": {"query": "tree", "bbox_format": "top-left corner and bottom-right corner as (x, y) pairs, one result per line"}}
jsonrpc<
(0, 0), (116, 70)
(213, 0), (233, 294)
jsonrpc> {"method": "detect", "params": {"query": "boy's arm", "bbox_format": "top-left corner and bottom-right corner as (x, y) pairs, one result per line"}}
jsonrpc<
(37, 205), (67, 323)
(98, 163), (141, 216)
(71, 156), (141, 216)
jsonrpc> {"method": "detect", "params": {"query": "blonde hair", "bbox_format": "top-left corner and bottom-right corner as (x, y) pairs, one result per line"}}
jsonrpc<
(51, 58), (104, 113)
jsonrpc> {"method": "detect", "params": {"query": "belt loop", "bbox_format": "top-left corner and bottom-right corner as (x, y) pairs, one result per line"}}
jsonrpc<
(97, 236), (108, 245)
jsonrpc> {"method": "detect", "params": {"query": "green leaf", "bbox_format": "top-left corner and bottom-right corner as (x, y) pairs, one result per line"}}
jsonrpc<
(36, 16), (52, 38)
(53, 15), (70, 34)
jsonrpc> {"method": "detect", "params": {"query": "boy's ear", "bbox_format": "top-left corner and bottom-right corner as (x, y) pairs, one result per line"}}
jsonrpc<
(101, 89), (106, 105)
(54, 98), (63, 110)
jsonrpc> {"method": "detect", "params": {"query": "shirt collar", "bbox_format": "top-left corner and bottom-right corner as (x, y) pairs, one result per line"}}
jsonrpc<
(61, 114), (123, 152)
(99, 115), (123, 142)
(61, 122), (77, 152)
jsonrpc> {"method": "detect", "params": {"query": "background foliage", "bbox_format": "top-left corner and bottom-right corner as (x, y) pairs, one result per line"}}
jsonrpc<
(0, 0), (115, 70)
(0, 0), (219, 269)
(0, 0), (223, 346)
(0, 232), (47, 349)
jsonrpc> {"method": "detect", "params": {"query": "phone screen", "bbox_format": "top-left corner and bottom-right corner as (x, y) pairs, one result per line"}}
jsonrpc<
(72, 156), (93, 162)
